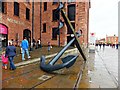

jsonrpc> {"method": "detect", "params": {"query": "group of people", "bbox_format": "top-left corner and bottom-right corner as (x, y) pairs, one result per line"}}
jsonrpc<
(1, 37), (31, 70)
(96, 43), (119, 50)
(1, 37), (52, 71)
(32, 38), (42, 50)
(96, 43), (106, 49)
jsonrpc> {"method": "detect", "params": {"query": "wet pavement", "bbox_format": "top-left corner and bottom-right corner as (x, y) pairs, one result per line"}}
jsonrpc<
(2, 56), (84, 89)
(2, 46), (118, 89)
(79, 46), (118, 88)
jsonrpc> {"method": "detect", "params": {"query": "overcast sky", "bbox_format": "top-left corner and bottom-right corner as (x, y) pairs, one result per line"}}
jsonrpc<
(89, 0), (119, 40)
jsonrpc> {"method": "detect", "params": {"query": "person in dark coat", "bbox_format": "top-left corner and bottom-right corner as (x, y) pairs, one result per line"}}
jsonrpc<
(116, 44), (118, 49)
(99, 43), (102, 49)
(103, 43), (105, 50)
(5, 42), (16, 70)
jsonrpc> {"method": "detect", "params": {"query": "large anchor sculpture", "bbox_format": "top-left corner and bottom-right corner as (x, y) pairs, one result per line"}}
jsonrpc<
(40, 2), (86, 72)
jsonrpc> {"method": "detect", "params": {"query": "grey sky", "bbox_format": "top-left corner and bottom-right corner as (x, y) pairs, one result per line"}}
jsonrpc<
(89, 0), (118, 40)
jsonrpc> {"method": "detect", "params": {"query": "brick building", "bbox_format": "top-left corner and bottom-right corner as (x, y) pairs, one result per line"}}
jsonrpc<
(0, 1), (90, 47)
(106, 35), (118, 45)
(0, 1), (41, 47)
(41, 1), (90, 47)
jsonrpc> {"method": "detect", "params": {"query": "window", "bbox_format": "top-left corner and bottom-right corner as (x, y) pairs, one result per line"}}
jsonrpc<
(43, 23), (46, 33)
(26, 8), (30, 20)
(52, 28), (58, 40)
(44, 2), (47, 11)
(52, 9), (59, 21)
(14, 2), (19, 16)
(0, 2), (7, 13)
(68, 4), (75, 21)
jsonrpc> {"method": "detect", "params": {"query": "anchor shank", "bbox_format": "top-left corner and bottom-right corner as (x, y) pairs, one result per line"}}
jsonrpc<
(49, 38), (75, 65)
(61, 9), (86, 61)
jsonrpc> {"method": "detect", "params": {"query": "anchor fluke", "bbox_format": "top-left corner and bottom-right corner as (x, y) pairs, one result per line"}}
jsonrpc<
(40, 55), (78, 72)
(62, 55), (78, 68)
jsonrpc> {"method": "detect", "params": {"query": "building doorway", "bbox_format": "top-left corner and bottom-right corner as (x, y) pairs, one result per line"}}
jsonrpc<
(23, 29), (31, 45)
(0, 24), (8, 47)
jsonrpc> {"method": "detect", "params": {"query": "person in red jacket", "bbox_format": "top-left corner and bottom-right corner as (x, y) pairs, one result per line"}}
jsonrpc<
(1, 51), (8, 70)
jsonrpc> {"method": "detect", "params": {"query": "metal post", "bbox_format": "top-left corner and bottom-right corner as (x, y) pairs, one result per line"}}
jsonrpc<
(40, 1), (42, 41)
(58, 1), (61, 47)
(32, 0), (34, 42)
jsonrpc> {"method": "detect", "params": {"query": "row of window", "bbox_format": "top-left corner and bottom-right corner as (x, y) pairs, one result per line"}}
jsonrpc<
(43, 2), (58, 40)
(43, 23), (58, 40)
(45, 3), (75, 21)
(43, 22), (75, 40)
(1, 2), (30, 20)
(43, 2), (76, 40)
(1, 2), (75, 21)
(43, 2), (60, 21)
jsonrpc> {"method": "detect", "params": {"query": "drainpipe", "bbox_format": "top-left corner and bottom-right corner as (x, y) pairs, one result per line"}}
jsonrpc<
(32, 0), (34, 42)
(31, 0), (34, 51)
(58, 0), (61, 47)
(40, 1), (42, 41)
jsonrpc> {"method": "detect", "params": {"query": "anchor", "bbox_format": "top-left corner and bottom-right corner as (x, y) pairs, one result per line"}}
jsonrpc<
(40, 2), (86, 72)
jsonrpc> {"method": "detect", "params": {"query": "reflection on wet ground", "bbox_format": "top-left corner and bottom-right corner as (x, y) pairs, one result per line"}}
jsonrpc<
(79, 46), (118, 88)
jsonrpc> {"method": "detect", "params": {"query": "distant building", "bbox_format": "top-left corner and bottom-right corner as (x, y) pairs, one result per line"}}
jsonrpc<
(97, 38), (105, 44)
(106, 35), (118, 45)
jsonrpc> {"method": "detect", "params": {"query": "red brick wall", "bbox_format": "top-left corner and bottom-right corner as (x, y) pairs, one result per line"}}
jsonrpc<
(1, 1), (90, 47)
(1, 2), (42, 45)
(1, 2), (32, 45)
(34, 2), (41, 41)
(41, 2), (90, 47)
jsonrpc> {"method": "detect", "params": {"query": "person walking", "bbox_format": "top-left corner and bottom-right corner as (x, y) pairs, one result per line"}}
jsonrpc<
(32, 39), (36, 48)
(116, 44), (118, 49)
(5, 42), (16, 70)
(103, 43), (105, 50)
(99, 43), (102, 49)
(21, 37), (31, 61)
(38, 38), (42, 48)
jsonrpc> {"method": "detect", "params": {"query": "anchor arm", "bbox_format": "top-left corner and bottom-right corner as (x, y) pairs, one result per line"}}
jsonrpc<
(48, 38), (75, 65)
(40, 55), (78, 72)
